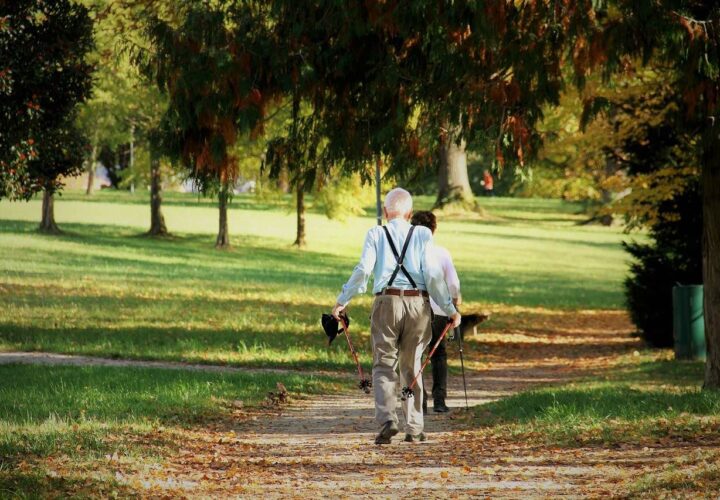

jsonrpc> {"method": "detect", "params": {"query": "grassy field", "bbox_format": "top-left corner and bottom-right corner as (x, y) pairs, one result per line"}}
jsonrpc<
(1, 190), (716, 497)
(0, 191), (630, 370)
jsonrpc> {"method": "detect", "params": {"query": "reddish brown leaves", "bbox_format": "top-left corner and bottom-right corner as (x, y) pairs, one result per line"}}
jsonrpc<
(484, 1), (507, 36)
(572, 35), (589, 76)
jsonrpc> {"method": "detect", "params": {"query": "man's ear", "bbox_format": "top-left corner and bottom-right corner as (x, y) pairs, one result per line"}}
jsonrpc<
(405, 210), (413, 221)
(383, 207), (388, 219)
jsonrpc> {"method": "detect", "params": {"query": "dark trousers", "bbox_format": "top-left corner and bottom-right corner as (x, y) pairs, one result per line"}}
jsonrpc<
(424, 315), (448, 408)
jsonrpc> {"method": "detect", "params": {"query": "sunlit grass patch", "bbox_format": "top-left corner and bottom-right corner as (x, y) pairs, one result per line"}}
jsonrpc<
(471, 354), (720, 446)
(0, 363), (340, 461)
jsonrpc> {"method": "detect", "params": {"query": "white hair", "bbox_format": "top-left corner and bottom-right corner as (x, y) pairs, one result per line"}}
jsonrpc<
(384, 187), (413, 216)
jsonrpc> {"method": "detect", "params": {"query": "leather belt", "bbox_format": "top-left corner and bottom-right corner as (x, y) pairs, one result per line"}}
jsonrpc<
(376, 288), (429, 297)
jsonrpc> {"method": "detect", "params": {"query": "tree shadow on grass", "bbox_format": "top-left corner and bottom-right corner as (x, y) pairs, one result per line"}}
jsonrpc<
(466, 226), (625, 250)
(2, 218), (624, 309)
(470, 340), (636, 363)
(0, 219), (354, 290)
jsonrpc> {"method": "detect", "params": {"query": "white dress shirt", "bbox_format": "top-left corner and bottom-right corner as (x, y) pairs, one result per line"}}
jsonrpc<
(336, 218), (458, 317)
(428, 245), (460, 317)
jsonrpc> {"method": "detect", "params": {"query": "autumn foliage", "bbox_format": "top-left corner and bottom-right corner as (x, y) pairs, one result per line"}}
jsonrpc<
(0, 0), (93, 200)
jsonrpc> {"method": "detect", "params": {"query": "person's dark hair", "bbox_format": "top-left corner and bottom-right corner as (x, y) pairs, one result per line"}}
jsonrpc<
(411, 210), (437, 233)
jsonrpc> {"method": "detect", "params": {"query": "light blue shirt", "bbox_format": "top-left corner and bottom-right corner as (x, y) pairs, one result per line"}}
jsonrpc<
(336, 218), (458, 317)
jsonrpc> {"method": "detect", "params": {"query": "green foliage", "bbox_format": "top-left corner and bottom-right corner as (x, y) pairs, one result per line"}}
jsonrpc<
(267, 0), (580, 176)
(315, 175), (375, 221)
(563, 61), (704, 346)
(624, 180), (703, 347)
(74, 0), (176, 193)
(0, 0), (94, 199)
(140, 2), (281, 192)
(513, 165), (601, 201)
(135, 1), (613, 189)
(264, 97), (325, 192)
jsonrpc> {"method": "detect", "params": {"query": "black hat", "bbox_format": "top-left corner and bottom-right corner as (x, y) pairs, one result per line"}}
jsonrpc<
(321, 312), (350, 345)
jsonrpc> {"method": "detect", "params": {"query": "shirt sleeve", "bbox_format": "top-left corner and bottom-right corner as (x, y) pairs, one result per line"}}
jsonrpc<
(443, 249), (461, 299)
(336, 228), (377, 306)
(422, 237), (458, 317)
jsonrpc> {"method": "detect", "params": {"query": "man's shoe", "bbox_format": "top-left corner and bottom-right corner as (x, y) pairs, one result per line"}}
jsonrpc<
(374, 421), (399, 445)
(433, 400), (450, 413)
(404, 432), (427, 443)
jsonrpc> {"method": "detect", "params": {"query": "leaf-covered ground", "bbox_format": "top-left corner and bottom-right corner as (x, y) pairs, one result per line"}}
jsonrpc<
(5, 309), (717, 498)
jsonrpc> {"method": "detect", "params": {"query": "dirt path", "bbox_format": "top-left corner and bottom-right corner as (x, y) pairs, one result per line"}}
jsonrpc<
(11, 309), (701, 497)
(104, 308), (692, 498)
(0, 351), (341, 378)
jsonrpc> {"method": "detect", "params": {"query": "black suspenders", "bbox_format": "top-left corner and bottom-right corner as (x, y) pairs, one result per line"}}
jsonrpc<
(382, 225), (418, 289)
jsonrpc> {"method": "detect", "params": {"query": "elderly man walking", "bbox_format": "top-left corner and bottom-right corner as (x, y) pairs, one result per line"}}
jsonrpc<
(332, 188), (461, 444)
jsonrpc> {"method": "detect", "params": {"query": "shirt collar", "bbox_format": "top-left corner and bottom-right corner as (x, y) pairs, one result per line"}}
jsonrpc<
(387, 217), (410, 227)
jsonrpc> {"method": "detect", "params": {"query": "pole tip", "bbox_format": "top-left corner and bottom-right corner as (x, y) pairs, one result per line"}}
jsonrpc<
(400, 386), (414, 400)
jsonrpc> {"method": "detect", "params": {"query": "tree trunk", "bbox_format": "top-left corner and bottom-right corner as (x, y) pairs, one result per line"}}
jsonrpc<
(39, 186), (60, 234)
(278, 166), (290, 193)
(290, 85), (306, 248)
(147, 153), (168, 237)
(703, 122), (720, 389)
(294, 180), (306, 247)
(215, 184), (230, 249)
(85, 132), (98, 195)
(435, 126), (475, 209)
(85, 157), (95, 195)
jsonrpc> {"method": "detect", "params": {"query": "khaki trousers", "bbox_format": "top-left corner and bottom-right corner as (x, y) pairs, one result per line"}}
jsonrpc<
(370, 294), (432, 435)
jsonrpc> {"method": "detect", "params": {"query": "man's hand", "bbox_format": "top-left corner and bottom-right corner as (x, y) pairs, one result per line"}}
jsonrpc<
(450, 312), (461, 328)
(332, 303), (346, 320)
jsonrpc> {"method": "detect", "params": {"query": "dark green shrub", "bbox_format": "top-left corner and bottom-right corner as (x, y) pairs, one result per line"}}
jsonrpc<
(623, 182), (702, 347)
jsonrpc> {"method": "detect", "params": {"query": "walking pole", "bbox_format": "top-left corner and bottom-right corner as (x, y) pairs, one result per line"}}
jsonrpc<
(401, 319), (454, 401)
(456, 326), (469, 410)
(338, 315), (372, 394)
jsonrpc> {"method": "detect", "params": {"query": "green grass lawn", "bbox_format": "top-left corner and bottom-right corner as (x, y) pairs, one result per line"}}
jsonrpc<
(0, 363), (339, 497)
(0, 191), (631, 370)
(473, 353), (720, 446)
(1, 190), (712, 498)
(0, 363), (336, 460)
